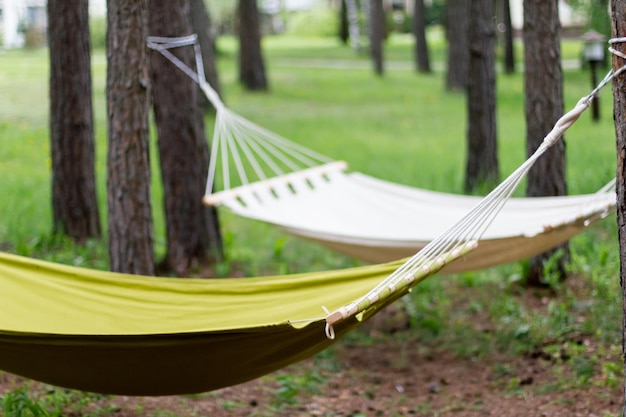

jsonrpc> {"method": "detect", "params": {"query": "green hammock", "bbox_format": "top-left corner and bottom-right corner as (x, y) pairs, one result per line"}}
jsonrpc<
(0, 251), (409, 396)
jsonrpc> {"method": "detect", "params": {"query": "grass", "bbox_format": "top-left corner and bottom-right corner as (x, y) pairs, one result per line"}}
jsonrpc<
(0, 33), (616, 255)
(0, 30), (622, 415)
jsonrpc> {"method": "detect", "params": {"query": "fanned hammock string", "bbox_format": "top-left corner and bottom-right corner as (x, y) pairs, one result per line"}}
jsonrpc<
(147, 35), (623, 338)
(147, 35), (335, 206)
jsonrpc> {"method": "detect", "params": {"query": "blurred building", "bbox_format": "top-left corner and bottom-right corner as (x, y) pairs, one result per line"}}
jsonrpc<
(0, 0), (105, 48)
(1, 0), (46, 48)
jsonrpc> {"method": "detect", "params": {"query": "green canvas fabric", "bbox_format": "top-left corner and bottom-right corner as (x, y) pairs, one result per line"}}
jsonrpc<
(0, 251), (403, 396)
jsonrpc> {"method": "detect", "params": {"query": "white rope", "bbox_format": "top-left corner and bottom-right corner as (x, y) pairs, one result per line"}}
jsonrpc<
(324, 37), (626, 337)
(147, 35), (334, 198)
(147, 35), (225, 112)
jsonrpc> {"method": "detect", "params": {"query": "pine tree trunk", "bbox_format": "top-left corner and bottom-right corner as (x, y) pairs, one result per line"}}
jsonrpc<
(339, 0), (349, 45)
(609, 2), (626, 415)
(445, 0), (469, 92)
(149, 0), (223, 277)
(369, 0), (385, 76)
(106, 0), (154, 275)
(238, 0), (268, 91)
(345, 0), (361, 52)
(48, 0), (101, 244)
(502, 0), (515, 74)
(464, 0), (498, 193)
(413, 0), (431, 73)
(523, 0), (568, 286)
(190, 0), (222, 111)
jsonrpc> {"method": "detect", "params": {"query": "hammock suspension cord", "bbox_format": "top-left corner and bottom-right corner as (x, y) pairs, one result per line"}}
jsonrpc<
(325, 38), (626, 334)
(148, 35), (334, 202)
(324, 39), (626, 335)
(148, 35), (626, 339)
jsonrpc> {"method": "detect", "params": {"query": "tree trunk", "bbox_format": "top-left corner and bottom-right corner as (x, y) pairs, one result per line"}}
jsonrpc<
(609, 3), (626, 415)
(149, 0), (223, 277)
(47, 0), (101, 244)
(523, 0), (568, 286)
(464, 0), (498, 193)
(369, 0), (385, 76)
(190, 0), (222, 111)
(502, 0), (515, 74)
(339, 0), (349, 45)
(345, 0), (361, 52)
(445, 0), (469, 91)
(106, 0), (154, 275)
(413, 0), (431, 73)
(238, 0), (268, 91)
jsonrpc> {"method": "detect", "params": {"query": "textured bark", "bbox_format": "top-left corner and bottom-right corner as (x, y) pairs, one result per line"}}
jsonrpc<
(369, 0), (385, 76)
(523, 0), (568, 285)
(47, 0), (101, 244)
(106, 0), (154, 275)
(445, 0), (469, 91)
(610, 1), (626, 415)
(413, 0), (431, 73)
(502, 0), (515, 74)
(464, 0), (498, 193)
(238, 0), (268, 90)
(149, 0), (223, 277)
(190, 0), (222, 111)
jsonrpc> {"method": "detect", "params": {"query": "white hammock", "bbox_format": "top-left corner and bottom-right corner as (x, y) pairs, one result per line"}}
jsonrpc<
(147, 35), (618, 273)
(210, 163), (615, 271)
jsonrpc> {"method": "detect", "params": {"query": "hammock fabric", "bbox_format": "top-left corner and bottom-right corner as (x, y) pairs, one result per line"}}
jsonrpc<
(148, 35), (616, 271)
(211, 163), (615, 269)
(0, 251), (407, 396)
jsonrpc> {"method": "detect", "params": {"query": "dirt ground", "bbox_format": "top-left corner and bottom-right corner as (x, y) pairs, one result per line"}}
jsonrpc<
(1, 329), (622, 417)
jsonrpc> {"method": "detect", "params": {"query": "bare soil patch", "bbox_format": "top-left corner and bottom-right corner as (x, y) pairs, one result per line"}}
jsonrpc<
(1, 329), (621, 417)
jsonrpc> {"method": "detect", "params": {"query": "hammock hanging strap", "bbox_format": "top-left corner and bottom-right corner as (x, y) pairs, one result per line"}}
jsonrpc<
(148, 35), (336, 201)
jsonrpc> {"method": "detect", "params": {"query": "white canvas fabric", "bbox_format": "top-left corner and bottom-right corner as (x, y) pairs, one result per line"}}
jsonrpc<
(211, 163), (615, 271)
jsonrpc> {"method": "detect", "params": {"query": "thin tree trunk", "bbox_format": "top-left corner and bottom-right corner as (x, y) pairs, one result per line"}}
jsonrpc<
(238, 0), (268, 91)
(190, 0), (222, 111)
(523, 0), (568, 285)
(345, 0), (361, 52)
(369, 0), (385, 76)
(48, 0), (101, 244)
(106, 0), (154, 275)
(413, 0), (431, 73)
(464, 0), (498, 192)
(149, 0), (223, 276)
(339, 0), (349, 45)
(445, 0), (469, 91)
(502, 0), (515, 74)
(609, 2), (626, 415)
